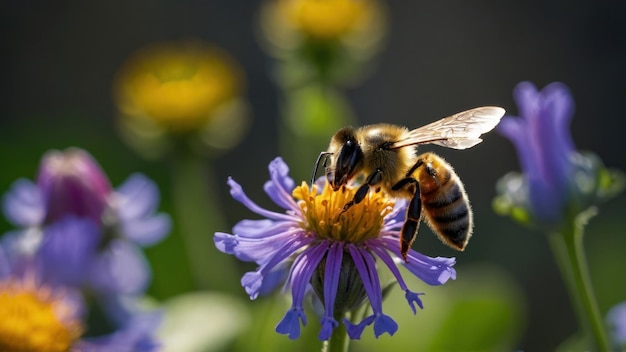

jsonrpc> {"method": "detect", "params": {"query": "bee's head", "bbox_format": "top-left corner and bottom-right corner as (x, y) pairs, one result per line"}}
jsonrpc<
(326, 127), (364, 191)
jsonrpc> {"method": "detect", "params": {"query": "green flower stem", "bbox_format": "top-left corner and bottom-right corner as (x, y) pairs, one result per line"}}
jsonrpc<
(323, 313), (349, 352)
(547, 207), (610, 351)
(171, 152), (239, 293)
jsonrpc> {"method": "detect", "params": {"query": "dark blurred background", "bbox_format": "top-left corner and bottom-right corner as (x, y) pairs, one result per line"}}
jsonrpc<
(1, 1), (625, 350)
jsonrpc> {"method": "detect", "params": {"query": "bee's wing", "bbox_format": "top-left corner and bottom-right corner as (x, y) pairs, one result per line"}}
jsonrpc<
(391, 106), (505, 150)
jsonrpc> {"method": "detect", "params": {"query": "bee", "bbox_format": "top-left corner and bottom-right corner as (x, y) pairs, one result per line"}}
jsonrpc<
(312, 106), (505, 261)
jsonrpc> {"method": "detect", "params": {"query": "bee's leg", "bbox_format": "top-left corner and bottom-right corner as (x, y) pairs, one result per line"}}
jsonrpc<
(404, 158), (425, 177)
(341, 168), (383, 212)
(391, 177), (422, 261)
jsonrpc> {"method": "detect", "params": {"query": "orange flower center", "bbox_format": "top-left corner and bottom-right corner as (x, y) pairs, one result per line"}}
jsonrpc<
(293, 181), (394, 243)
(0, 278), (82, 352)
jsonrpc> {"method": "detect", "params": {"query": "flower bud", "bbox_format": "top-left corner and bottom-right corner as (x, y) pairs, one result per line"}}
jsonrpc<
(37, 148), (112, 224)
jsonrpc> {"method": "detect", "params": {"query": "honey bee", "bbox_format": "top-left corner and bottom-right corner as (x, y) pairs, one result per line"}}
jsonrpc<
(312, 106), (505, 261)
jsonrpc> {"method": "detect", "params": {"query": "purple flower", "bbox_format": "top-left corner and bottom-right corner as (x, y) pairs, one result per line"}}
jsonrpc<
(215, 157), (456, 340)
(1, 148), (171, 295)
(494, 82), (623, 227)
(37, 148), (113, 224)
(0, 245), (161, 352)
(497, 82), (576, 223)
(607, 302), (626, 349)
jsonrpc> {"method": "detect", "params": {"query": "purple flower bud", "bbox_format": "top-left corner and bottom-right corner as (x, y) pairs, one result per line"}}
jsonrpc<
(37, 148), (112, 224)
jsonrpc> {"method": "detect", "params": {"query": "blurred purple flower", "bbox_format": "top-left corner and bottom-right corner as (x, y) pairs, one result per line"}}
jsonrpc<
(607, 302), (626, 349)
(498, 82), (576, 223)
(0, 245), (161, 352)
(215, 157), (456, 340)
(37, 148), (113, 224)
(494, 82), (623, 228)
(1, 148), (171, 295)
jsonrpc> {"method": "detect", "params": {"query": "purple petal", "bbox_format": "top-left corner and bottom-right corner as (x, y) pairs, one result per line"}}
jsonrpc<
(120, 213), (171, 246)
(285, 242), (328, 310)
(381, 199), (407, 231)
(258, 263), (290, 296)
(347, 245), (383, 312)
(232, 219), (294, 239)
(116, 174), (160, 220)
(512, 81), (539, 122)
(0, 245), (10, 279)
(344, 315), (375, 340)
(89, 240), (151, 295)
(318, 242), (343, 340)
(263, 157), (298, 210)
(227, 177), (298, 222)
(275, 242), (328, 340)
(373, 314), (398, 338)
(2, 179), (45, 227)
(380, 238), (456, 285)
(318, 316), (339, 341)
(241, 236), (313, 299)
(607, 302), (626, 346)
(275, 308), (307, 340)
(369, 244), (425, 314)
(37, 217), (101, 287)
(37, 149), (112, 223)
(405, 291), (425, 315)
(76, 311), (162, 352)
(217, 220), (304, 263)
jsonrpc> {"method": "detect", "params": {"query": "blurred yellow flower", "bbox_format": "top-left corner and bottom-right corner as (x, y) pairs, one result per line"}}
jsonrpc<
(114, 41), (250, 157)
(262, 0), (385, 48)
(284, 0), (371, 40)
(114, 42), (243, 133)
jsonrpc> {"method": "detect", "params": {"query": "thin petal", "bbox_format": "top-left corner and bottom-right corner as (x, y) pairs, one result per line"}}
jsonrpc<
(344, 315), (375, 340)
(369, 243), (425, 314)
(121, 213), (171, 246)
(76, 311), (162, 352)
(512, 81), (539, 123)
(285, 242), (328, 308)
(275, 242), (328, 339)
(239, 228), (308, 264)
(228, 177), (299, 222)
(318, 242), (343, 341)
(381, 199), (407, 231)
(0, 245), (10, 279)
(380, 237), (456, 285)
(116, 174), (160, 220)
(37, 217), (101, 287)
(264, 157), (298, 211)
(275, 308), (307, 340)
(89, 240), (151, 295)
(232, 219), (294, 239)
(241, 235), (313, 299)
(405, 291), (425, 315)
(2, 179), (45, 227)
(373, 314), (398, 338)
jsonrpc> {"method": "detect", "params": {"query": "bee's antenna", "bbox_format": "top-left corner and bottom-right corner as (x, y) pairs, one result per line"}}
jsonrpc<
(311, 152), (332, 185)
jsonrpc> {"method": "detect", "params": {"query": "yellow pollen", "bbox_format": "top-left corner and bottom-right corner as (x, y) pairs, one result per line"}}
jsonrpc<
(293, 181), (395, 243)
(0, 278), (83, 352)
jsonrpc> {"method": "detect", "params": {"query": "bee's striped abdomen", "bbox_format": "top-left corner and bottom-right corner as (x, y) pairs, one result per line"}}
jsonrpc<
(417, 153), (473, 250)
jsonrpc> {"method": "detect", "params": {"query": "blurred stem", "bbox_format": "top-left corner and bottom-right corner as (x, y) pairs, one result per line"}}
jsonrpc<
(170, 151), (238, 293)
(547, 207), (610, 351)
(322, 312), (349, 352)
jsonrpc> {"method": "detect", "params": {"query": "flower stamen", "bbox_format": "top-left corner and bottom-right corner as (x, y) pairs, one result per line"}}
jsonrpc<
(293, 182), (394, 244)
